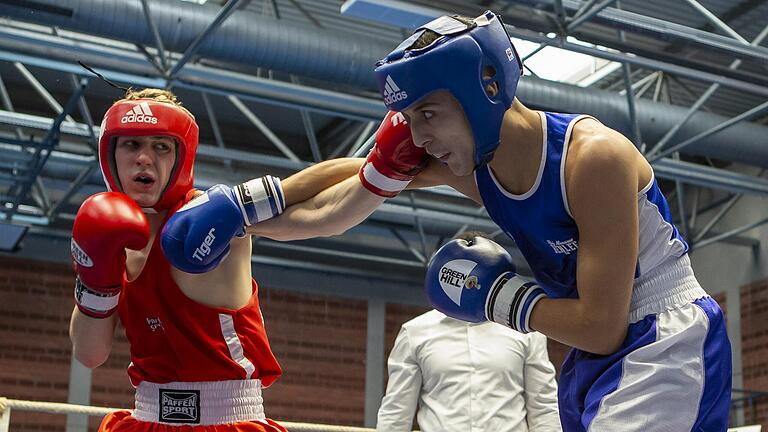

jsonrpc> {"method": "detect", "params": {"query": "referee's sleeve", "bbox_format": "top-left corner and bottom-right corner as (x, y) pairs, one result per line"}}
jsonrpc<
(376, 326), (422, 432)
(524, 332), (563, 431)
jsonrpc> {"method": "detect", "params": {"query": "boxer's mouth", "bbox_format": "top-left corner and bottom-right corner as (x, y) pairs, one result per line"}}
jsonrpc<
(133, 173), (156, 185)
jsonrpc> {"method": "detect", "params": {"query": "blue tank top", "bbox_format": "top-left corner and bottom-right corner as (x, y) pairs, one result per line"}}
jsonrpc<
(475, 111), (688, 299)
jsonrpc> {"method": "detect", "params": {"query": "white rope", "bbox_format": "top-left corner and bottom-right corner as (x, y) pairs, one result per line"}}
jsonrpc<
(0, 398), (117, 416)
(0, 396), (756, 432)
(0, 398), (377, 432)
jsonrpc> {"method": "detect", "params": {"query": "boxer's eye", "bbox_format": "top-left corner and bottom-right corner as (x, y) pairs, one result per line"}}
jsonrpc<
(153, 142), (172, 153)
(422, 110), (433, 120)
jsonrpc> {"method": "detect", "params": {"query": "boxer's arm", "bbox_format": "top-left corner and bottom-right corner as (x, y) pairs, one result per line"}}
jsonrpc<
(523, 333), (562, 431)
(162, 159), (366, 274)
(252, 112), (434, 240)
(281, 158), (364, 206)
(249, 160), (481, 240)
(528, 138), (638, 355)
(248, 175), (384, 240)
(69, 306), (118, 368)
(376, 326), (422, 432)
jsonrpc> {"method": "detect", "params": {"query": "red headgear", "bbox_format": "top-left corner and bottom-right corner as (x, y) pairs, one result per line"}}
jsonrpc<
(98, 99), (199, 212)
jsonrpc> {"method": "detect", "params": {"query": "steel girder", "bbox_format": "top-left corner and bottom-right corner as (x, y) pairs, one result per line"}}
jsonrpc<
(2, 20), (768, 168)
(506, 0), (768, 63)
(341, 0), (768, 92)
(0, 3), (765, 258)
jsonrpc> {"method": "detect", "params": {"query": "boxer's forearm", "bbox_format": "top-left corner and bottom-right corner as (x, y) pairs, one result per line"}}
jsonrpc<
(69, 307), (117, 369)
(249, 175), (384, 240)
(528, 297), (628, 355)
(281, 158), (364, 206)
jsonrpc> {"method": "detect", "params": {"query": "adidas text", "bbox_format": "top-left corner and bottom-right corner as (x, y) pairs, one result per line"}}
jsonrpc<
(121, 114), (158, 124)
(384, 91), (408, 105)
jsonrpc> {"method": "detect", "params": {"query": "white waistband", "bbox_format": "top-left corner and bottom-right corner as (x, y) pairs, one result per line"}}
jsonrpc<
(629, 254), (708, 323)
(133, 380), (266, 426)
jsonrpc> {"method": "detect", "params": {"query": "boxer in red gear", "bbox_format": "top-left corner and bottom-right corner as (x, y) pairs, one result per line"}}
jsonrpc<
(69, 88), (363, 431)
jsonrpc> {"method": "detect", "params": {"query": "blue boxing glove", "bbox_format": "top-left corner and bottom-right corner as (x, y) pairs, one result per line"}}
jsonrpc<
(425, 236), (547, 333)
(161, 176), (284, 273)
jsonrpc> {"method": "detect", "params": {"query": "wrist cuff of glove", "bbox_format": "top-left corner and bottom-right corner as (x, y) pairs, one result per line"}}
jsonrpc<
(74, 277), (120, 319)
(235, 175), (285, 226)
(486, 273), (546, 333)
(359, 161), (413, 198)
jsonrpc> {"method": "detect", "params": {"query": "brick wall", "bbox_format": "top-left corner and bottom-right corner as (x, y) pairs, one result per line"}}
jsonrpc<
(0, 256), (79, 431)
(740, 279), (768, 428)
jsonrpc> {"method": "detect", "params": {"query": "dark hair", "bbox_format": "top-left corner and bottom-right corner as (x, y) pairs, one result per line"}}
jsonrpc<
(453, 230), (492, 242)
(408, 15), (475, 50)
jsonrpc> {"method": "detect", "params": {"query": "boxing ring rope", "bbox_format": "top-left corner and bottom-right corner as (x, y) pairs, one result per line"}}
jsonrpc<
(0, 398), (378, 432)
(2, 397), (762, 431)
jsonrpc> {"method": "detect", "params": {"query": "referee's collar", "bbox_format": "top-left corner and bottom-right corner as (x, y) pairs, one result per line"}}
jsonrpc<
(436, 311), (490, 327)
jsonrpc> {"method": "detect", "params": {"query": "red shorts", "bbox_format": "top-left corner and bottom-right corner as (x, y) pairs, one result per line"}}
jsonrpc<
(99, 410), (288, 432)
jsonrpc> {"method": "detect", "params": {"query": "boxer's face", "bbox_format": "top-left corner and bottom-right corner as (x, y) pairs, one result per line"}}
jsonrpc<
(114, 135), (177, 207)
(403, 90), (475, 176)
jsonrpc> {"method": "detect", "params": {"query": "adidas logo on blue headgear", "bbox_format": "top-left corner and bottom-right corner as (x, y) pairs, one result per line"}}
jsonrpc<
(383, 75), (408, 105)
(374, 11), (523, 167)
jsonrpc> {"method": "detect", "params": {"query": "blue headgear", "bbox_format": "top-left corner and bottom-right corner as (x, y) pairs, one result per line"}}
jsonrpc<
(374, 11), (523, 167)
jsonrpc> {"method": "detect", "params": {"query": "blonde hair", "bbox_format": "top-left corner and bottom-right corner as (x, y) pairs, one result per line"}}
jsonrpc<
(115, 88), (195, 119)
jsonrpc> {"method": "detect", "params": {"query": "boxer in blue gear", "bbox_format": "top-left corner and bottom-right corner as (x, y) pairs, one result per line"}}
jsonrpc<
(237, 10), (732, 430)
(376, 10), (731, 432)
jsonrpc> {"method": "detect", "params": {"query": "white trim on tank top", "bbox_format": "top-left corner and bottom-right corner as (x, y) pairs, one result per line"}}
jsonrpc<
(638, 171), (655, 195)
(560, 114), (598, 218)
(485, 111), (548, 200)
(559, 115), (655, 218)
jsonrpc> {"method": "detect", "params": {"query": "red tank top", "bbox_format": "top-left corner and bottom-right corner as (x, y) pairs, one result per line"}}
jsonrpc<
(117, 212), (282, 388)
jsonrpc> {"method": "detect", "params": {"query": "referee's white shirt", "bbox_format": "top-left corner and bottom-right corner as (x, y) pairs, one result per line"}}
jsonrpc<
(376, 310), (562, 432)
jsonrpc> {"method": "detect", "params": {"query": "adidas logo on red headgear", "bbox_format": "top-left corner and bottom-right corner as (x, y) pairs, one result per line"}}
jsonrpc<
(121, 102), (158, 124)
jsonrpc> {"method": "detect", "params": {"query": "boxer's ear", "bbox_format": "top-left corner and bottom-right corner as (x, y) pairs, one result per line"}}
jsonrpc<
(483, 65), (499, 97)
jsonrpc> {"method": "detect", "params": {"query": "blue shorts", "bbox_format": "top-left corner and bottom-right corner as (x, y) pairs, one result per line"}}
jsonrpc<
(558, 296), (732, 431)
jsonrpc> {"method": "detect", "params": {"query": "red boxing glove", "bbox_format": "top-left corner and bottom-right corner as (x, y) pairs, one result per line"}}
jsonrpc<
(70, 192), (149, 318)
(359, 111), (428, 197)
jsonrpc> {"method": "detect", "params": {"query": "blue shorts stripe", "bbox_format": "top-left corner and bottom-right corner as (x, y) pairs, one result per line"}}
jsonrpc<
(692, 297), (732, 431)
